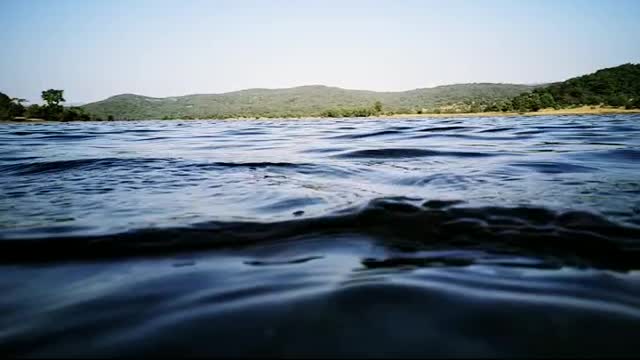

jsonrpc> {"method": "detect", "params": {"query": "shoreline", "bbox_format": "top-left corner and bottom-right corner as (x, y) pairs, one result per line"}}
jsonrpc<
(2, 107), (639, 123)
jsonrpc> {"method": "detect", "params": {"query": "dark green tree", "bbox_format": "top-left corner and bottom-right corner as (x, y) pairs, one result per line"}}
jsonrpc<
(539, 93), (556, 109)
(0, 92), (11, 120)
(584, 95), (602, 106)
(25, 104), (45, 119)
(373, 101), (383, 114)
(606, 94), (627, 107)
(40, 89), (65, 120)
(11, 97), (26, 114)
(0, 93), (26, 119)
(42, 89), (65, 109)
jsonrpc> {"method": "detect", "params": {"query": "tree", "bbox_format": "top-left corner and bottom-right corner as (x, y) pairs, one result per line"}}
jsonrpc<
(25, 104), (46, 119)
(61, 107), (91, 121)
(11, 98), (27, 106)
(511, 94), (529, 112)
(539, 93), (556, 109)
(470, 103), (483, 113)
(42, 89), (65, 107)
(606, 94), (627, 107)
(0, 92), (11, 120)
(584, 95), (602, 106)
(1, 93), (27, 119)
(483, 104), (497, 112)
(510, 92), (543, 112)
(529, 94), (542, 111)
(9, 98), (26, 118)
(37, 89), (66, 120)
(373, 101), (383, 114)
(624, 98), (640, 109)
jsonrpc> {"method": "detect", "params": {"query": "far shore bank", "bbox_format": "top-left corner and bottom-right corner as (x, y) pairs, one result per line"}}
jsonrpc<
(2, 106), (639, 123)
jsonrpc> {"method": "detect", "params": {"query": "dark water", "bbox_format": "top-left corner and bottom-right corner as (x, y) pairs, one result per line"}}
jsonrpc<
(1, 115), (640, 357)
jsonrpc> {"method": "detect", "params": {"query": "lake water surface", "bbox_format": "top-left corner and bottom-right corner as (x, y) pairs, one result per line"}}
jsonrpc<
(1, 115), (640, 357)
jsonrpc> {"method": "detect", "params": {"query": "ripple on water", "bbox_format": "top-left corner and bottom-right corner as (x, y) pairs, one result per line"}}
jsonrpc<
(508, 161), (599, 174)
(1, 116), (640, 357)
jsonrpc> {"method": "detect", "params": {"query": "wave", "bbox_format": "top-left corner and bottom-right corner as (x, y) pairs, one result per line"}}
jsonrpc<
(417, 126), (471, 132)
(334, 148), (500, 159)
(509, 161), (599, 174)
(592, 149), (640, 161)
(37, 134), (97, 140)
(1, 198), (638, 270)
(0, 158), (167, 175)
(409, 133), (533, 141)
(477, 127), (514, 133)
(328, 130), (403, 139)
(0, 158), (319, 175)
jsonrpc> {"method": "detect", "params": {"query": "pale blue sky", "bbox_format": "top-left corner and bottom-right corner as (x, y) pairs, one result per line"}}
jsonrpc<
(1, 0), (639, 104)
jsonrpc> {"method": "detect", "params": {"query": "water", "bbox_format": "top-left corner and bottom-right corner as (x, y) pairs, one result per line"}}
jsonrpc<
(1, 115), (640, 357)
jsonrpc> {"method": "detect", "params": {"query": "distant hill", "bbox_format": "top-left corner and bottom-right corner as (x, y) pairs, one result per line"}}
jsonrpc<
(81, 83), (538, 120)
(80, 63), (640, 119)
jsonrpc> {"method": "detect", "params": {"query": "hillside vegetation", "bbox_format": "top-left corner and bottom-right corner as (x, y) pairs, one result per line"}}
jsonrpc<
(82, 64), (640, 120)
(5, 64), (638, 121)
(491, 63), (640, 112)
(81, 84), (538, 120)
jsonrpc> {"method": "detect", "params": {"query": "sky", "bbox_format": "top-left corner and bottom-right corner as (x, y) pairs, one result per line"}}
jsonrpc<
(1, 0), (639, 104)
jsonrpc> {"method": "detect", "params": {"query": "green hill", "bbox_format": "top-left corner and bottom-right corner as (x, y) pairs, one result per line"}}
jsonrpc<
(544, 63), (640, 106)
(496, 63), (640, 112)
(81, 83), (538, 120)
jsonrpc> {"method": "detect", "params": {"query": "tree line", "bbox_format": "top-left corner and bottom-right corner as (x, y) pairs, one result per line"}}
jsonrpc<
(0, 89), (112, 121)
(320, 101), (384, 118)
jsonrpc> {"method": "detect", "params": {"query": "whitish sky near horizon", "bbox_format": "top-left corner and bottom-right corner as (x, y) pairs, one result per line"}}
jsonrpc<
(1, 0), (639, 104)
